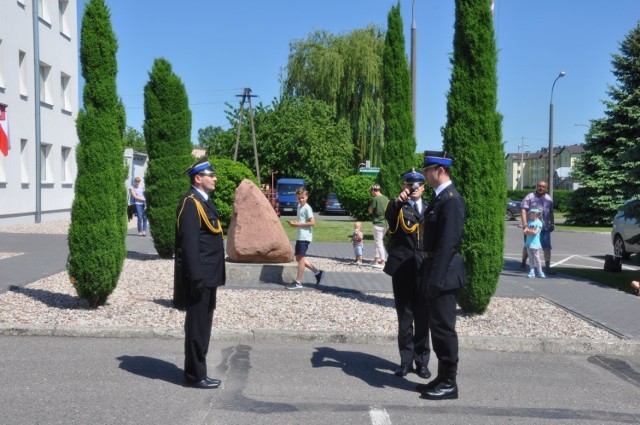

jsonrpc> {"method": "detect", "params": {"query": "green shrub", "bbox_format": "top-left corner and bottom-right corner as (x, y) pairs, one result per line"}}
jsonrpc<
(335, 175), (376, 220)
(209, 158), (259, 229)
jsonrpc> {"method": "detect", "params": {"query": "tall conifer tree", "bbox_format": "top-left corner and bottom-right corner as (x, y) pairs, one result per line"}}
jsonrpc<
(444, 0), (504, 314)
(379, 2), (416, 197)
(68, 0), (127, 307)
(567, 22), (640, 225)
(143, 58), (194, 258)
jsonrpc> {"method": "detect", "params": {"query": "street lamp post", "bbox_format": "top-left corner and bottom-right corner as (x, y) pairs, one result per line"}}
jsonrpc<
(548, 71), (566, 199)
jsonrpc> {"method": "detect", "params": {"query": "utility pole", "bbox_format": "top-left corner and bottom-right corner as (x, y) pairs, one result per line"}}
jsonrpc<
(410, 0), (417, 136)
(234, 88), (260, 185)
(517, 137), (529, 190)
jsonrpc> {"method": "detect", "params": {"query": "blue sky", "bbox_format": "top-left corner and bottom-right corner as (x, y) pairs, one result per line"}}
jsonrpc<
(80, 0), (640, 156)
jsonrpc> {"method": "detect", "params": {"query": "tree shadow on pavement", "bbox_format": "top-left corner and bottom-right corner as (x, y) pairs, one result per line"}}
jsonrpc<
(311, 346), (419, 392)
(9, 285), (88, 309)
(116, 355), (184, 386)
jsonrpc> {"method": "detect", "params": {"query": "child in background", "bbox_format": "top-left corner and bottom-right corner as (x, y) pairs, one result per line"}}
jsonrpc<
(524, 208), (545, 279)
(286, 187), (325, 289)
(350, 221), (364, 265)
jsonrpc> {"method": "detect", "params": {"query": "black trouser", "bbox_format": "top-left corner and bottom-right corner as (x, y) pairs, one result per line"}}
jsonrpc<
(391, 263), (430, 368)
(184, 287), (217, 381)
(428, 288), (458, 366)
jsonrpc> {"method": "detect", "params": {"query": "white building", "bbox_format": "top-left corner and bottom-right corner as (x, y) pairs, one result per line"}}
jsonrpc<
(0, 0), (79, 225)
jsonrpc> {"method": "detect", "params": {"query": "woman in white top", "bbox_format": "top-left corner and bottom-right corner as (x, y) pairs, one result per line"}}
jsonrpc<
(129, 177), (148, 236)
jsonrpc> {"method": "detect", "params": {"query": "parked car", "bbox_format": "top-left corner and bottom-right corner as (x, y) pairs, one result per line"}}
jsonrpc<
(506, 199), (522, 221)
(611, 198), (640, 259)
(323, 193), (348, 215)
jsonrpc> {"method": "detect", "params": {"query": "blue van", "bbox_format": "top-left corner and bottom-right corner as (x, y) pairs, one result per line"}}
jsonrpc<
(276, 178), (305, 215)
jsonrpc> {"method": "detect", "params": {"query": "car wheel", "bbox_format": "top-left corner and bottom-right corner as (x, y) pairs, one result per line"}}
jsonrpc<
(506, 209), (514, 221)
(613, 234), (631, 259)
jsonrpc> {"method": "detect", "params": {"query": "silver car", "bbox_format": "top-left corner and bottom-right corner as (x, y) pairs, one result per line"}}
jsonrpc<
(611, 198), (640, 259)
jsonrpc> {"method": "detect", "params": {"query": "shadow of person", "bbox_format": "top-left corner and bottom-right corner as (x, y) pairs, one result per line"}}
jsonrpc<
(116, 355), (183, 386)
(311, 346), (417, 391)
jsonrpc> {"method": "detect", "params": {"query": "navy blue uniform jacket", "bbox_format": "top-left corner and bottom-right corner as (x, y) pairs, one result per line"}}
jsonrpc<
(421, 184), (466, 291)
(175, 188), (226, 289)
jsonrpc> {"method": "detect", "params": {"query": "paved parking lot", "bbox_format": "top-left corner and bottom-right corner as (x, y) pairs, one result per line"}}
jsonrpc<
(503, 220), (640, 271)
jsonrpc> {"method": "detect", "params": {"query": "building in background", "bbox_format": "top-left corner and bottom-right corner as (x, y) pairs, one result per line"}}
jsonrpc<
(0, 0), (79, 225)
(506, 145), (584, 191)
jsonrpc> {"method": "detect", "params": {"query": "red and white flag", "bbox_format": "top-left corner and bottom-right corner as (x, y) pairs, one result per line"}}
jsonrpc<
(0, 105), (9, 157)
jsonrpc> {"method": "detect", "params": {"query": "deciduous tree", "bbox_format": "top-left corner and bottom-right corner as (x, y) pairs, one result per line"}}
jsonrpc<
(283, 27), (385, 168)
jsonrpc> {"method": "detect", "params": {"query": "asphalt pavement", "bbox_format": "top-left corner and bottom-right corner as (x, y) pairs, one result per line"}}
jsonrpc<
(1, 219), (639, 424)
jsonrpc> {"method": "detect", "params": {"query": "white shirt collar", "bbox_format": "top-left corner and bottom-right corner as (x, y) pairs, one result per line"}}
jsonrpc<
(434, 180), (452, 197)
(192, 185), (208, 201)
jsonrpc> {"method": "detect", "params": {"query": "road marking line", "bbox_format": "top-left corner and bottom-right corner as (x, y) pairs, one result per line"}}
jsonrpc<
(369, 406), (392, 425)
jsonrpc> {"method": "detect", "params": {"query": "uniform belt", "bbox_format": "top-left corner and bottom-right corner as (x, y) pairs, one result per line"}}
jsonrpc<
(422, 251), (436, 259)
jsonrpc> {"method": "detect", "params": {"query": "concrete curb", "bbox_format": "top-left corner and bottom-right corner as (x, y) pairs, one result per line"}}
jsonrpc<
(1, 324), (639, 356)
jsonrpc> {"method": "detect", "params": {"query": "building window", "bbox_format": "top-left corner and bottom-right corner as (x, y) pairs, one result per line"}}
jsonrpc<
(21, 139), (29, 184)
(19, 51), (28, 97)
(58, 0), (70, 37)
(61, 146), (71, 182)
(38, 0), (51, 24)
(41, 142), (52, 183)
(61, 73), (71, 112)
(0, 39), (5, 89)
(40, 62), (52, 105)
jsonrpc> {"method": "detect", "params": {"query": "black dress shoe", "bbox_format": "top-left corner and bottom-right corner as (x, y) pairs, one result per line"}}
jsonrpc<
(420, 381), (458, 400)
(415, 365), (432, 379)
(183, 377), (221, 389)
(394, 366), (411, 377)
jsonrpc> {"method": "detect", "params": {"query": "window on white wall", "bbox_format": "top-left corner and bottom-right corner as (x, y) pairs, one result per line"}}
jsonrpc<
(19, 51), (28, 97)
(61, 146), (71, 182)
(38, 0), (51, 24)
(41, 143), (52, 183)
(58, 0), (70, 37)
(21, 139), (29, 184)
(40, 62), (52, 105)
(0, 39), (5, 89)
(61, 73), (71, 111)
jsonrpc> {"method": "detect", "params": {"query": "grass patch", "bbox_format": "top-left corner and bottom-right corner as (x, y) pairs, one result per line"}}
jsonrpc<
(555, 224), (610, 233)
(280, 216), (369, 243)
(554, 267), (638, 295)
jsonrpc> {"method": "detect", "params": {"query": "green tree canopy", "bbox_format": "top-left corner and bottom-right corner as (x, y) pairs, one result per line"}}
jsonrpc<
(444, 0), (504, 314)
(124, 126), (146, 152)
(68, 0), (127, 307)
(143, 57), (194, 258)
(257, 96), (354, 209)
(567, 22), (640, 225)
(283, 27), (385, 168)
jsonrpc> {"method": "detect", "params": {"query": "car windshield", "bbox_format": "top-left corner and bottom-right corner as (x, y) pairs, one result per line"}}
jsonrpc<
(278, 184), (301, 195)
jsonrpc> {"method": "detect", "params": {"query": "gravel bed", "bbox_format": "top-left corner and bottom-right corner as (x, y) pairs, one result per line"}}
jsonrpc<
(0, 219), (618, 340)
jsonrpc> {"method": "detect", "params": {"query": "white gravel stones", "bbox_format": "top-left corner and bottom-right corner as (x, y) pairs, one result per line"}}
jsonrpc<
(0, 219), (617, 340)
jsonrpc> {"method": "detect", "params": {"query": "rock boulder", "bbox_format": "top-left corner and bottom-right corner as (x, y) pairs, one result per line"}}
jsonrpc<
(226, 179), (294, 263)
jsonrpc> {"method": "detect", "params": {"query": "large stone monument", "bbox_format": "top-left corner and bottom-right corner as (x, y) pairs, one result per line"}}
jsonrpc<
(226, 179), (295, 282)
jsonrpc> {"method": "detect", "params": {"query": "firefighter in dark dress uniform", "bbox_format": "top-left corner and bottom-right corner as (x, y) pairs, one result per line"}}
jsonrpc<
(384, 169), (432, 380)
(417, 151), (467, 401)
(175, 157), (226, 389)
